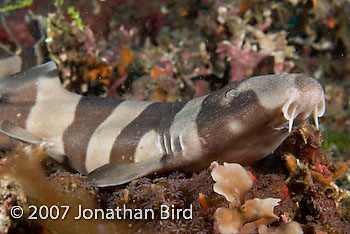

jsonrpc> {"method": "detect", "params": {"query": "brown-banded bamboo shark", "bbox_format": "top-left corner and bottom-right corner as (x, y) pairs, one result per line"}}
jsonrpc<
(0, 61), (326, 187)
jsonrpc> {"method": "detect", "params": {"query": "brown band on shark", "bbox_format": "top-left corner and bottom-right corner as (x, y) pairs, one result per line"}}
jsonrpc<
(196, 89), (261, 161)
(20, 37), (48, 70)
(0, 81), (38, 126)
(63, 96), (123, 173)
(21, 47), (39, 69)
(0, 81), (38, 149)
(85, 100), (153, 172)
(0, 63), (57, 149)
(109, 101), (186, 164)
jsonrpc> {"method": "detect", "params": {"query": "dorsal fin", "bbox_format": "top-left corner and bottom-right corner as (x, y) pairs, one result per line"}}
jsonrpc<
(0, 61), (58, 93)
(0, 12), (48, 78)
(0, 55), (22, 80)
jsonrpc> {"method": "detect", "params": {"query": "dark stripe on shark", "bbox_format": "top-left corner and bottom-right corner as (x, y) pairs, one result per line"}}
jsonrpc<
(63, 96), (123, 173)
(0, 81), (38, 149)
(0, 63), (55, 149)
(109, 101), (187, 163)
(20, 38), (48, 70)
(196, 89), (260, 158)
(0, 63), (57, 148)
(21, 47), (39, 69)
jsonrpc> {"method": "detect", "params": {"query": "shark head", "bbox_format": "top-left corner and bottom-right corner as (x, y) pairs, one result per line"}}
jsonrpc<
(195, 74), (325, 164)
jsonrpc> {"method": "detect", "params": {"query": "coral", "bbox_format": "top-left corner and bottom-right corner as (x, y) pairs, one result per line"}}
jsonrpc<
(32, 125), (347, 234)
(278, 125), (348, 186)
(0, 144), (128, 233)
(211, 162), (252, 205)
(46, 2), (114, 95)
(214, 197), (282, 234)
(101, 170), (227, 233)
(211, 162), (300, 234)
(247, 172), (297, 219)
(274, 125), (350, 233)
(258, 221), (303, 234)
(214, 207), (243, 234)
(241, 198), (280, 223)
(0, 177), (27, 234)
(216, 40), (269, 81)
(47, 172), (97, 200)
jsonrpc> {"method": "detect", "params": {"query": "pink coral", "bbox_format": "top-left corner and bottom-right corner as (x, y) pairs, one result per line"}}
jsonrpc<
(216, 40), (268, 81)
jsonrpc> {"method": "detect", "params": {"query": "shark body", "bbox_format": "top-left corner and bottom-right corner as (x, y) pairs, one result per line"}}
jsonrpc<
(0, 62), (325, 187)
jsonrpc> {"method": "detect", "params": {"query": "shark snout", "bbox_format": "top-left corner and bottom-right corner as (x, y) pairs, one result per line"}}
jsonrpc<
(282, 78), (326, 132)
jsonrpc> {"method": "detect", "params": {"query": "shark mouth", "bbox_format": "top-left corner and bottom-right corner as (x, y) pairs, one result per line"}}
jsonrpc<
(282, 97), (326, 133)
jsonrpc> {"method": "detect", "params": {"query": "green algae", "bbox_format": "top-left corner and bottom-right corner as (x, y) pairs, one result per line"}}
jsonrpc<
(322, 131), (350, 151)
(67, 6), (84, 31)
(0, 0), (33, 13)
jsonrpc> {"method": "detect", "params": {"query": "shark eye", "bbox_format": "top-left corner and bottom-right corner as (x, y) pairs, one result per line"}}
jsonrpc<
(225, 88), (240, 99)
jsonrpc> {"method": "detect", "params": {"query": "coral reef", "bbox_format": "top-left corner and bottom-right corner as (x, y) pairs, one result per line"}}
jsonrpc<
(273, 126), (350, 233)
(0, 144), (129, 234)
(0, 129), (347, 233)
(211, 162), (300, 234)
(0, 177), (27, 234)
(101, 171), (226, 233)
(258, 221), (303, 234)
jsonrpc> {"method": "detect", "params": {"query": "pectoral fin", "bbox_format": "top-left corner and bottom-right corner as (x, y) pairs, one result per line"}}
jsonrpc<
(0, 120), (41, 144)
(88, 156), (164, 187)
(0, 120), (65, 162)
